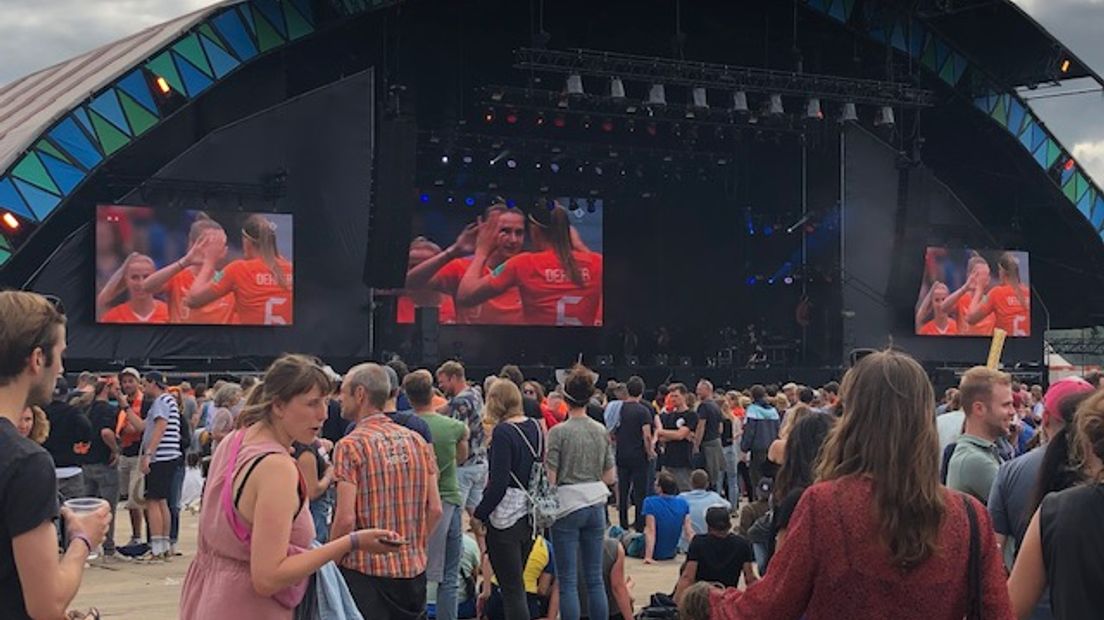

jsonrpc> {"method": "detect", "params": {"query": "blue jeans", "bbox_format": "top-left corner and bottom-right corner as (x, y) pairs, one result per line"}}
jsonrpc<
(168, 458), (185, 544)
(456, 462), (488, 513)
(722, 445), (739, 503)
(311, 487), (334, 543)
(550, 504), (608, 620)
(435, 504), (463, 620)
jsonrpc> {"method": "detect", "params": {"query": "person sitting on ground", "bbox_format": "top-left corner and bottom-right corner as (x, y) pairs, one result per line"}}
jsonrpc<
(642, 471), (693, 564)
(675, 507), (758, 604)
(679, 469), (731, 552)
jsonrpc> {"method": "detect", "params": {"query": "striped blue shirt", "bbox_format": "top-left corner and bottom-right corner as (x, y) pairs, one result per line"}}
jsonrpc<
(142, 393), (181, 462)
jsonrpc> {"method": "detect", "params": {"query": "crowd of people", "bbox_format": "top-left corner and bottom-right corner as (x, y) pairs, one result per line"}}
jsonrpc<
(3, 290), (1104, 619)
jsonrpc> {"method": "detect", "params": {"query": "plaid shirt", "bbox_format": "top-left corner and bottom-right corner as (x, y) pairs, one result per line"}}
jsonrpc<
(334, 414), (438, 578)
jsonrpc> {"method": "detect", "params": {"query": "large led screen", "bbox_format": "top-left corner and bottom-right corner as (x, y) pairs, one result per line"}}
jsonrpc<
(915, 248), (1030, 337)
(95, 205), (294, 326)
(397, 197), (603, 326)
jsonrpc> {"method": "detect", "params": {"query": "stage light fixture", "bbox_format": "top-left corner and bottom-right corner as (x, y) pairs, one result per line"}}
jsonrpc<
(462, 155), (473, 164)
(582, 116), (593, 130)
(763, 225), (774, 236)
(434, 179), (446, 187)
(784, 276), (794, 285)
(647, 84), (667, 106)
(691, 87), (709, 109)
(565, 74), (584, 96)
(465, 196), (476, 206)
(483, 108), (495, 123)
(441, 155), (450, 164)
(419, 193), (431, 203)
(594, 165), (604, 175)
(535, 112), (546, 127)
(550, 162), (561, 173)
(447, 195), (456, 204)
(746, 276), (757, 286)
(767, 278), (776, 285)
(874, 106), (895, 127)
(732, 91), (749, 113)
(155, 76), (172, 94)
(557, 93), (570, 109)
(839, 102), (858, 123)
(767, 94), (784, 117)
(1060, 59), (1071, 74)
(1, 212), (19, 231)
(552, 114), (566, 128)
(1063, 158), (1076, 172)
(645, 122), (658, 137)
(609, 77), (626, 100)
(505, 110), (519, 124)
(601, 118), (614, 133)
(507, 199), (517, 208)
(805, 98), (823, 120)
(489, 149), (510, 166)
(506, 159), (518, 169)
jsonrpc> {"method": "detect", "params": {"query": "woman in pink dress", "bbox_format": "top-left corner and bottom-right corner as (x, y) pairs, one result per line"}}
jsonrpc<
(180, 355), (400, 619)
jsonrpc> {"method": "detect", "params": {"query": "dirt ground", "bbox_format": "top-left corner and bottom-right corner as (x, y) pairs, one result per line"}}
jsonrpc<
(71, 507), (685, 619)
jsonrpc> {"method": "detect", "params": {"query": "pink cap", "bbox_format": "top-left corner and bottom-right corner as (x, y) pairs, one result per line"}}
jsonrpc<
(1043, 377), (1094, 424)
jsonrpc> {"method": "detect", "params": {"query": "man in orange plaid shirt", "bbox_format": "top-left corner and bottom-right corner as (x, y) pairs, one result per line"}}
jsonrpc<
(332, 363), (442, 619)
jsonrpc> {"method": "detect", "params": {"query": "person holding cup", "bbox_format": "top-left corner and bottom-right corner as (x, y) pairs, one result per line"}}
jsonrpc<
(0, 291), (112, 619)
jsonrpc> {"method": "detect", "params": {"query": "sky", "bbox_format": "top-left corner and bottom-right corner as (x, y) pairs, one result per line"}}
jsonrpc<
(0, 0), (1102, 181)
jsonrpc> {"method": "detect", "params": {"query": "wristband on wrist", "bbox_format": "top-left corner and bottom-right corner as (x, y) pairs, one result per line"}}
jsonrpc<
(349, 532), (359, 553)
(70, 533), (93, 555)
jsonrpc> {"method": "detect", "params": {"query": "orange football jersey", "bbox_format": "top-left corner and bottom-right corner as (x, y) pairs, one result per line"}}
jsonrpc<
(919, 319), (958, 336)
(102, 300), (169, 324)
(166, 268), (236, 324)
(985, 284), (1031, 336)
(209, 257), (293, 325)
(957, 293), (997, 336)
(434, 257), (523, 325)
(488, 250), (603, 326)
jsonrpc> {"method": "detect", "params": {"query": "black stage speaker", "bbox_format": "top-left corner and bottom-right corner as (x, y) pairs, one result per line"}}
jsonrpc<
(414, 306), (439, 365)
(363, 115), (417, 288)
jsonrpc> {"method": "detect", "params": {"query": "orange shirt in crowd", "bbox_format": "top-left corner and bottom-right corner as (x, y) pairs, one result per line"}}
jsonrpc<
(487, 250), (603, 326)
(434, 257), (523, 325)
(116, 391), (144, 451)
(166, 268), (236, 324)
(919, 320), (959, 336)
(956, 293), (996, 336)
(208, 257), (293, 325)
(102, 301), (169, 324)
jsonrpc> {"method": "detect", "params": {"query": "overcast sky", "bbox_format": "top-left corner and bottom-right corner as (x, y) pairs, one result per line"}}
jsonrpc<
(1, 0), (1102, 182)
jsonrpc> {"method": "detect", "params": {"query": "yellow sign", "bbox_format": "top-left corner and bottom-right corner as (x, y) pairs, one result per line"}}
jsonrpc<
(987, 328), (1007, 369)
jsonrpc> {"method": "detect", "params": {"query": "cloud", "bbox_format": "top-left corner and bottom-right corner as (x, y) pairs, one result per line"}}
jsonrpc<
(0, 0), (215, 86)
(1073, 141), (1104, 187)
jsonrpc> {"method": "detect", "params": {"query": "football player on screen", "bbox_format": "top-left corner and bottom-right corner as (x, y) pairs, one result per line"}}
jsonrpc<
(140, 212), (237, 324)
(940, 254), (997, 336)
(915, 282), (958, 335)
(186, 214), (293, 326)
(97, 252), (170, 324)
(965, 252), (1030, 337)
(457, 201), (602, 327)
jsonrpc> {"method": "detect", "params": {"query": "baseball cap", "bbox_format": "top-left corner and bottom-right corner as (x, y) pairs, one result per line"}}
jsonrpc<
(144, 371), (167, 388)
(119, 367), (141, 381)
(1043, 377), (1094, 425)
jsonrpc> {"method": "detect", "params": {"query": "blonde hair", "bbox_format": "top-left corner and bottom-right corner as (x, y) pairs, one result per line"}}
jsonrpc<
(241, 214), (289, 290)
(29, 405), (50, 444)
(779, 404), (814, 440)
(772, 394), (789, 412)
(1074, 391), (1104, 482)
(0, 291), (66, 386)
(237, 354), (332, 429)
(817, 349), (943, 568)
(484, 379), (523, 426)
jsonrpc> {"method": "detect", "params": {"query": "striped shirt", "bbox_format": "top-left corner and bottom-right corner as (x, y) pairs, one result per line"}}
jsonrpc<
(334, 414), (437, 578)
(142, 393), (181, 463)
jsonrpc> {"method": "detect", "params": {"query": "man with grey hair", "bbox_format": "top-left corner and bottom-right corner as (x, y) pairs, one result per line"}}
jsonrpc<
(694, 379), (725, 494)
(341, 365), (431, 442)
(332, 363), (443, 618)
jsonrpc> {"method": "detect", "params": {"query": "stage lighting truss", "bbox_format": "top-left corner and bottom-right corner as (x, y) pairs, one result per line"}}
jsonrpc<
(515, 48), (937, 108)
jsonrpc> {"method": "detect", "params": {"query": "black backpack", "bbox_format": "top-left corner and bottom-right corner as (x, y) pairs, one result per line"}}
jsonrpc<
(177, 407), (192, 452)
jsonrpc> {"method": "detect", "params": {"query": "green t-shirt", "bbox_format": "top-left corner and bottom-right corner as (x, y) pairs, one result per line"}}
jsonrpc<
(418, 412), (467, 506)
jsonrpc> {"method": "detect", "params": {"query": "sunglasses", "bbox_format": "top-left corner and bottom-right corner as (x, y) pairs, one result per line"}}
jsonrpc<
(42, 294), (65, 315)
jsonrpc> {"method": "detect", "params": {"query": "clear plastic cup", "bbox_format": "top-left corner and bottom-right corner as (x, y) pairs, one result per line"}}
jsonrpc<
(63, 497), (109, 559)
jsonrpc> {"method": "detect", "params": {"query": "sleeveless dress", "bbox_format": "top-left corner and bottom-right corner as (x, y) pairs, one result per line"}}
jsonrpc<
(179, 429), (315, 619)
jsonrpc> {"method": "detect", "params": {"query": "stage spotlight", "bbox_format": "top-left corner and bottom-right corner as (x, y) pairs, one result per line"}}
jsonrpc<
(767, 278), (776, 285)
(645, 122), (658, 137)
(732, 91), (749, 113)
(505, 110), (519, 124)
(783, 276), (794, 285)
(746, 276), (757, 286)
(419, 193), (431, 203)
(550, 162), (561, 173)
(763, 225), (774, 236)
(767, 94), (784, 117)
(609, 77), (626, 100)
(462, 155), (473, 164)
(874, 106), (895, 127)
(484, 108), (495, 123)
(557, 93), (570, 109)
(507, 199), (517, 208)
(582, 116), (593, 130)
(440, 155), (450, 164)
(805, 98), (823, 120)
(155, 76), (172, 94)
(566, 74), (585, 96)
(489, 150), (510, 166)
(594, 165), (604, 175)
(506, 159), (518, 169)
(535, 112), (546, 127)
(1, 212), (19, 231)
(839, 102), (858, 123)
(433, 179), (445, 187)
(691, 87), (709, 109)
(465, 196), (476, 206)
(601, 118), (614, 133)
(446, 195), (456, 204)
(647, 84), (667, 106)
(1060, 58), (1071, 74)
(552, 114), (566, 128)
